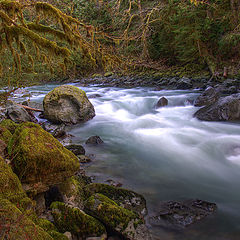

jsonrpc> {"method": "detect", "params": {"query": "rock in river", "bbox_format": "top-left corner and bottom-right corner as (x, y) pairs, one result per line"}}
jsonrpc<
(150, 199), (217, 228)
(156, 97), (168, 108)
(194, 93), (240, 121)
(85, 136), (104, 145)
(43, 85), (95, 125)
(194, 86), (219, 107)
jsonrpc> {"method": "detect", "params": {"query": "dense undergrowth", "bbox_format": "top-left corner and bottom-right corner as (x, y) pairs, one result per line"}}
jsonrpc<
(0, 0), (240, 87)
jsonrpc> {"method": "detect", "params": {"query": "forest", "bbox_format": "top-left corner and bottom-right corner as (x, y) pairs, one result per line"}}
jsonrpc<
(0, 0), (240, 87)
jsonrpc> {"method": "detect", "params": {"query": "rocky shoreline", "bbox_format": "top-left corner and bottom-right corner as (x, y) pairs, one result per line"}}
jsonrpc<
(1, 77), (239, 240)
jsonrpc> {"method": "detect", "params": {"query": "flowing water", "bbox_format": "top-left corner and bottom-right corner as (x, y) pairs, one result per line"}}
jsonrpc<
(16, 83), (240, 240)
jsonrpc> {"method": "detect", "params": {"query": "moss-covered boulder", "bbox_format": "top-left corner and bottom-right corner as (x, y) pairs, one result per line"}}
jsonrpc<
(7, 122), (80, 193)
(0, 198), (53, 240)
(85, 193), (150, 240)
(43, 85), (95, 125)
(0, 125), (12, 144)
(0, 139), (7, 158)
(57, 175), (90, 209)
(37, 218), (68, 240)
(0, 157), (33, 211)
(84, 183), (147, 216)
(50, 201), (106, 239)
(0, 119), (18, 134)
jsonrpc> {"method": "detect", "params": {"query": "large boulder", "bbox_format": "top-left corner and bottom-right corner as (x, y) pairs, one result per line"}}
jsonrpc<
(194, 93), (240, 121)
(43, 85), (95, 125)
(84, 193), (150, 240)
(194, 86), (219, 107)
(7, 122), (80, 193)
(50, 201), (106, 239)
(84, 183), (147, 217)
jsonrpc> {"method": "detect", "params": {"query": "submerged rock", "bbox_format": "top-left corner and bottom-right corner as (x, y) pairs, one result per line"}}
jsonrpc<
(194, 93), (240, 121)
(194, 86), (219, 107)
(84, 183), (147, 217)
(65, 144), (85, 155)
(85, 193), (150, 240)
(85, 136), (104, 145)
(43, 85), (95, 125)
(7, 122), (80, 193)
(156, 97), (168, 108)
(51, 201), (106, 239)
(150, 199), (217, 228)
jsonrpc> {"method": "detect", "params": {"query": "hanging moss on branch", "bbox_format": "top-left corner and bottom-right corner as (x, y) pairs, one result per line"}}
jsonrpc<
(0, 0), (118, 85)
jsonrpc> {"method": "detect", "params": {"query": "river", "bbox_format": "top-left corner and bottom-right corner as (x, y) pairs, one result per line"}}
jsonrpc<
(14, 83), (240, 240)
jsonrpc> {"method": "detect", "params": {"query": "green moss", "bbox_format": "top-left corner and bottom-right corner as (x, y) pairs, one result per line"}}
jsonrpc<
(0, 119), (18, 134)
(37, 218), (68, 240)
(0, 125), (12, 144)
(0, 198), (53, 240)
(58, 175), (89, 209)
(37, 218), (57, 232)
(0, 156), (34, 210)
(50, 201), (106, 238)
(47, 231), (69, 240)
(43, 85), (87, 104)
(7, 122), (80, 192)
(85, 193), (143, 238)
(84, 183), (146, 215)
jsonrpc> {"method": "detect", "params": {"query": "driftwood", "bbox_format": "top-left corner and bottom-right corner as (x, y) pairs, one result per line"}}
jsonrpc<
(16, 103), (43, 112)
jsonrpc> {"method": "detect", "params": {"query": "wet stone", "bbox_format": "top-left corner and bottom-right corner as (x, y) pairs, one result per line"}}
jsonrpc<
(150, 199), (217, 228)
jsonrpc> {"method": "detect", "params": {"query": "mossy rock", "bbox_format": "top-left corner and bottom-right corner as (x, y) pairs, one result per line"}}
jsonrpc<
(0, 198), (53, 240)
(43, 85), (95, 125)
(0, 156), (34, 211)
(57, 175), (90, 209)
(37, 218), (68, 240)
(50, 201), (106, 239)
(0, 119), (19, 134)
(7, 122), (80, 193)
(84, 183), (147, 216)
(85, 193), (150, 240)
(0, 126), (12, 144)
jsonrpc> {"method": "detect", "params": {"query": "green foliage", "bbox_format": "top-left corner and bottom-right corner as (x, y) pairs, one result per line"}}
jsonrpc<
(148, 0), (233, 71)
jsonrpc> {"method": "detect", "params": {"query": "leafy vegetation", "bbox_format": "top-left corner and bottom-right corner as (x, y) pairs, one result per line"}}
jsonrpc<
(0, 0), (240, 87)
